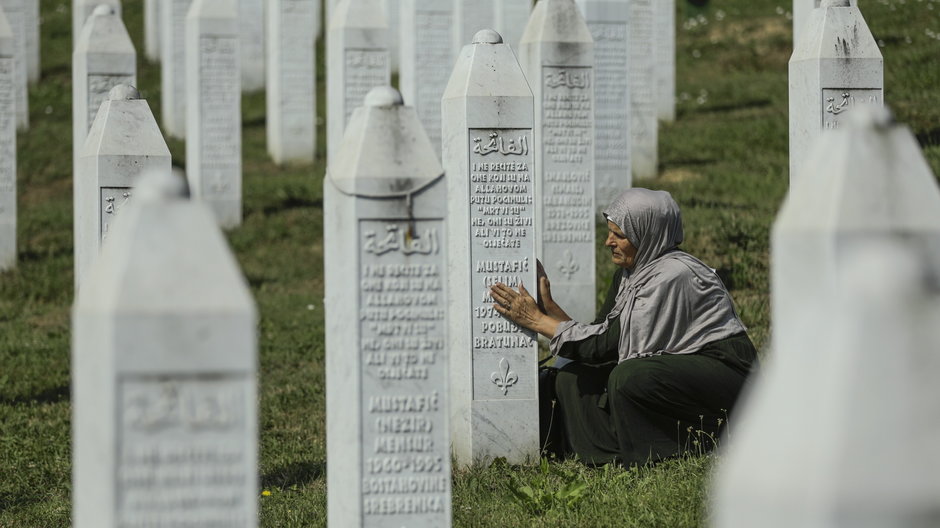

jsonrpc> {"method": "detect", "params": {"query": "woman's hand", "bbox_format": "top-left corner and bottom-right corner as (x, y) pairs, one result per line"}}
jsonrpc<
(536, 260), (572, 322)
(491, 282), (561, 338)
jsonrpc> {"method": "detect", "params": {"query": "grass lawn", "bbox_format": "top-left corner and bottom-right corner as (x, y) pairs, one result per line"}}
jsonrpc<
(1, 0), (938, 526)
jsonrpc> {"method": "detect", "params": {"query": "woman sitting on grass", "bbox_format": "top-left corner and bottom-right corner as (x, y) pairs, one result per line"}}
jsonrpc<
(490, 188), (758, 466)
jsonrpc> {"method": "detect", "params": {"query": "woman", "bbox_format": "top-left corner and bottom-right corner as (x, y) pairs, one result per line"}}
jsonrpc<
(490, 188), (758, 466)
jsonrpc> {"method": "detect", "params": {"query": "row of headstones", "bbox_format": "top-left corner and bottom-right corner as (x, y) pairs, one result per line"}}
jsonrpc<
(718, 1), (940, 525)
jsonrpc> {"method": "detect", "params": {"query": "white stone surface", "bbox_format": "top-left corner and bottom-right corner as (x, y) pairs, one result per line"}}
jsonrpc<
(629, 0), (657, 178)
(24, 0), (36, 82)
(1, 0), (27, 129)
(793, 0), (858, 47)
(399, 0), (453, 155)
(72, 170), (259, 528)
(576, 0), (632, 205)
(324, 86), (451, 528)
(144, 0), (160, 61)
(0, 8), (14, 270)
(654, 0), (674, 122)
(384, 0), (399, 72)
(72, 0), (121, 46)
(238, 0), (264, 91)
(713, 108), (940, 528)
(161, 0), (194, 138)
(266, 0), (316, 165)
(453, 0), (531, 56)
(519, 0), (596, 323)
(74, 85), (171, 291)
(789, 0), (881, 182)
(326, 0), (389, 163)
(72, 5), (136, 181)
(442, 29), (539, 466)
(186, 0), (242, 229)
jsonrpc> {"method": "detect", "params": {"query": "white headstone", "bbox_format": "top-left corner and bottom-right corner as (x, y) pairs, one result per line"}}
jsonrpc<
(238, 0), (264, 91)
(654, 0), (675, 122)
(629, 0), (657, 178)
(442, 29), (539, 466)
(384, 0), (399, 72)
(325, 86), (452, 528)
(576, 0), (632, 204)
(266, 0), (316, 165)
(186, 0), (242, 229)
(1, 0), (27, 129)
(0, 7), (14, 270)
(24, 0), (36, 82)
(73, 85), (172, 290)
(453, 0), (531, 56)
(326, 0), (389, 163)
(793, 0), (858, 47)
(519, 0), (596, 323)
(712, 107), (940, 528)
(72, 5), (136, 178)
(72, 170), (259, 528)
(144, 0), (161, 61)
(789, 0), (881, 182)
(161, 0), (195, 139)
(399, 0), (453, 155)
(72, 0), (121, 45)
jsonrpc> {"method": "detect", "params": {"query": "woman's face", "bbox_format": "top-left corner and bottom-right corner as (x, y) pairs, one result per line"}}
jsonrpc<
(605, 220), (638, 270)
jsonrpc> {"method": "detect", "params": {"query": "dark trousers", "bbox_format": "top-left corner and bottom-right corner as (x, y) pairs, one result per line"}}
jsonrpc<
(545, 333), (758, 466)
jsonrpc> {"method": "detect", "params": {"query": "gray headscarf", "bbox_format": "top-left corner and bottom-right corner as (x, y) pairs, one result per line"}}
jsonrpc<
(550, 188), (747, 362)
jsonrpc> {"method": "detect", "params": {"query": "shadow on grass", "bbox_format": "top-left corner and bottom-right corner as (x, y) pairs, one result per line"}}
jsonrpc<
(0, 384), (70, 406)
(677, 98), (772, 118)
(261, 460), (326, 489)
(917, 126), (940, 148)
(260, 196), (323, 216)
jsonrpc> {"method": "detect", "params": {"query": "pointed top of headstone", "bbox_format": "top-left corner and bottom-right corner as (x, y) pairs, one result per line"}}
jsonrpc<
(520, 0), (593, 45)
(329, 86), (442, 197)
(135, 167), (188, 203)
(92, 4), (115, 16)
(80, 91), (171, 159)
(780, 104), (940, 235)
(472, 29), (502, 44)
(443, 29), (532, 101)
(108, 83), (141, 101)
(74, 3), (135, 55)
(792, 0), (880, 60)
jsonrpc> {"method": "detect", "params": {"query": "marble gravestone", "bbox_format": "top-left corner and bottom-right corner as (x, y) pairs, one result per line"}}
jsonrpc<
(74, 85), (171, 291)
(325, 86), (451, 528)
(789, 0), (881, 182)
(453, 0), (532, 56)
(72, 5), (136, 177)
(384, 0), (399, 72)
(576, 0), (631, 205)
(238, 0), (264, 91)
(266, 0), (316, 165)
(442, 29), (539, 466)
(655, 0), (675, 122)
(25, 0), (36, 82)
(0, 0), (27, 129)
(519, 0), (596, 323)
(72, 0), (121, 45)
(161, 0), (195, 139)
(629, 0), (657, 178)
(793, 0), (858, 47)
(144, 0), (160, 61)
(186, 0), (242, 229)
(72, 170), (259, 528)
(399, 0), (453, 155)
(0, 8), (14, 270)
(327, 0), (389, 163)
(712, 107), (940, 528)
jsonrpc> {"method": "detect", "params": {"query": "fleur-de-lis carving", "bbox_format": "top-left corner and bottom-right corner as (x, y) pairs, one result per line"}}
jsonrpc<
(490, 357), (518, 396)
(557, 249), (580, 279)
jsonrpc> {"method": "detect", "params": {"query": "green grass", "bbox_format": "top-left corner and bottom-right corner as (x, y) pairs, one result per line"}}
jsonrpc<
(2, 0), (939, 526)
